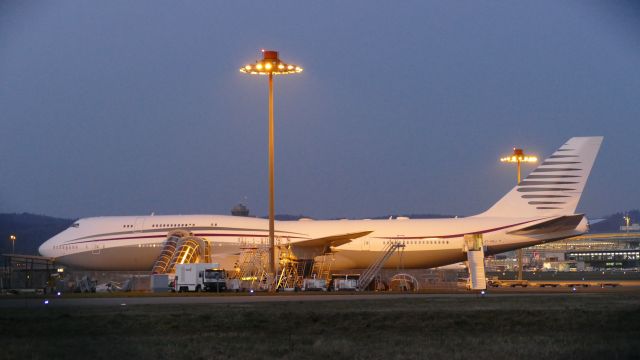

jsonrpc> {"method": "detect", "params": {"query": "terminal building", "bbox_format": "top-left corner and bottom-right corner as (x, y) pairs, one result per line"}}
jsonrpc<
(487, 232), (640, 271)
(565, 250), (640, 269)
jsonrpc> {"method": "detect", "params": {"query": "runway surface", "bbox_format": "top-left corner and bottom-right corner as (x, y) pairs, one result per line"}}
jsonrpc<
(2, 286), (639, 308)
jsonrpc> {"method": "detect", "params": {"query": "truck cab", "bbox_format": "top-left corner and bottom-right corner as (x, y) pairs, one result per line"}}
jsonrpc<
(203, 268), (227, 292)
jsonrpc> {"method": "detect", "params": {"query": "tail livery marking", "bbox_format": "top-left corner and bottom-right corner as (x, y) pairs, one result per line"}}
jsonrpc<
(479, 137), (603, 218)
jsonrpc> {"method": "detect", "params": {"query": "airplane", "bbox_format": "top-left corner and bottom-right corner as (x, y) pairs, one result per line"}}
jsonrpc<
(39, 136), (603, 273)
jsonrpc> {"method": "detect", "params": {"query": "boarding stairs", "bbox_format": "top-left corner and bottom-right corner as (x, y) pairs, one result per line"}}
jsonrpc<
(276, 258), (301, 290)
(357, 242), (405, 290)
(464, 234), (486, 291)
(275, 247), (315, 290)
(311, 254), (334, 283)
(232, 246), (270, 291)
(77, 275), (96, 293)
(298, 259), (314, 278)
(151, 230), (191, 274)
(166, 236), (212, 274)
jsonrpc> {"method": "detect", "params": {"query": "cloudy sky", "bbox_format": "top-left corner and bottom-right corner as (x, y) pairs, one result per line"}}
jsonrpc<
(1, 1), (639, 219)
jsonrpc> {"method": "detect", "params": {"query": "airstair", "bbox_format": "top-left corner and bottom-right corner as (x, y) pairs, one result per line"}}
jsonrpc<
(357, 242), (405, 290)
(231, 246), (270, 291)
(166, 236), (212, 274)
(464, 234), (486, 290)
(276, 257), (300, 290)
(77, 275), (96, 293)
(151, 230), (212, 274)
(311, 254), (334, 283)
(151, 230), (191, 274)
(275, 246), (315, 290)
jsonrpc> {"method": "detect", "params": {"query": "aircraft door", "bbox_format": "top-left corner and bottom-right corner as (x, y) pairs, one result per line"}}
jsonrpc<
(134, 217), (145, 232)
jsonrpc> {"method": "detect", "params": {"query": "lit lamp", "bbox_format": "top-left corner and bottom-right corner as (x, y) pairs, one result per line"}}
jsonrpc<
(9, 234), (16, 254)
(624, 215), (631, 233)
(240, 50), (302, 283)
(500, 147), (537, 281)
(499, 148), (538, 184)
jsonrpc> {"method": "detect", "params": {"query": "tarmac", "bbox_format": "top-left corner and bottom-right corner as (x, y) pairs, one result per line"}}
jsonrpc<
(1, 285), (639, 308)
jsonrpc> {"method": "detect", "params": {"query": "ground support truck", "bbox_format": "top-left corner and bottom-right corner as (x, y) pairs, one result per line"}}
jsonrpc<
(173, 263), (227, 292)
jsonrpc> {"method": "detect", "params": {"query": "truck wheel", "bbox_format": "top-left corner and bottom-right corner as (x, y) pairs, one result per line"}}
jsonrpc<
(196, 285), (201, 292)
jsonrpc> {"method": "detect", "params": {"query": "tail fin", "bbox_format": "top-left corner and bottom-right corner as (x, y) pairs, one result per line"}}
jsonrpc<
(478, 136), (603, 218)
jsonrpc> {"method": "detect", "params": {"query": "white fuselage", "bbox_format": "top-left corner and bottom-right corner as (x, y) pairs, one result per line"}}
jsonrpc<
(38, 136), (602, 272)
(39, 214), (587, 271)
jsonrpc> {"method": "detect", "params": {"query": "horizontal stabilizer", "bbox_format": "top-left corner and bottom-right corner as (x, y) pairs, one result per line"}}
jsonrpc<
(507, 214), (584, 235)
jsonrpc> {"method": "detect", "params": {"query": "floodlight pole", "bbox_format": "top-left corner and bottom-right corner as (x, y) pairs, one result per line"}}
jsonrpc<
(240, 50), (302, 291)
(10, 234), (16, 255)
(268, 72), (275, 278)
(516, 160), (523, 281)
(500, 148), (537, 281)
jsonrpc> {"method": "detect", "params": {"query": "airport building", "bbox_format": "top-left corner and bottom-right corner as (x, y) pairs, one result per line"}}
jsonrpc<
(565, 250), (640, 269)
(488, 232), (640, 271)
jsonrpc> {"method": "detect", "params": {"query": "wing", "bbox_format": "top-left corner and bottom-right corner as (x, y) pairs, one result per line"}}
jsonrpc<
(293, 231), (373, 249)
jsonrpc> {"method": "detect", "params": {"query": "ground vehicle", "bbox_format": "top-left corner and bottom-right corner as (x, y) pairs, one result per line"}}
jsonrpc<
(487, 279), (529, 288)
(202, 267), (227, 292)
(173, 263), (227, 292)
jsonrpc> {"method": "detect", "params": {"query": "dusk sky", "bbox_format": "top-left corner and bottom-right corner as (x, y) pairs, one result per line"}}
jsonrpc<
(1, 1), (639, 220)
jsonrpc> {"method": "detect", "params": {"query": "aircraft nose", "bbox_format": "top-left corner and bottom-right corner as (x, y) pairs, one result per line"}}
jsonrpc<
(39, 237), (55, 257)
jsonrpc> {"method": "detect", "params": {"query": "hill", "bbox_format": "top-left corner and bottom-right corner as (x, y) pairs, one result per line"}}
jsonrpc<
(589, 209), (640, 233)
(0, 213), (74, 255)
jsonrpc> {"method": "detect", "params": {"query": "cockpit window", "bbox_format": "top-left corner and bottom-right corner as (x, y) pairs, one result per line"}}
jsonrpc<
(70, 223), (80, 228)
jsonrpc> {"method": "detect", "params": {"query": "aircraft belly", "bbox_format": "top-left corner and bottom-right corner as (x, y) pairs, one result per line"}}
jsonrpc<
(55, 246), (161, 271)
(56, 242), (243, 271)
(329, 249), (466, 270)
